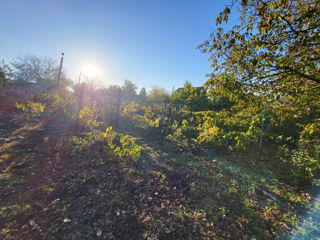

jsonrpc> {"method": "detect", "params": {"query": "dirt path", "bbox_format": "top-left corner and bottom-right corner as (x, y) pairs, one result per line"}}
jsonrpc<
(0, 111), (75, 239)
(12, 116), (73, 199)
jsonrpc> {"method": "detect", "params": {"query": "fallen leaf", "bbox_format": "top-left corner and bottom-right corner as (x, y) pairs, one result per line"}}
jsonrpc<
(96, 228), (102, 237)
(29, 219), (41, 231)
(63, 218), (71, 223)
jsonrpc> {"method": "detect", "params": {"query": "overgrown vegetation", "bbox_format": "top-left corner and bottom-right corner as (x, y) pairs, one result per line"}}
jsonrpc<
(0, 0), (319, 239)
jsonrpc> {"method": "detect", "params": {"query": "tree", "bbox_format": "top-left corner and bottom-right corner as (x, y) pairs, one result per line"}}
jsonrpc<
(172, 81), (211, 111)
(199, 0), (320, 125)
(139, 87), (147, 102)
(199, 0), (320, 179)
(172, 81), (194, 105)
(0, 60), (13, 88)
(121, 79), (137, 103)
(0, 68), (5, 87)
(199, 0), (319, 104)
(11, 55), (58, 83)
(10, 55), (67, 92)
(147, 86), (170, 105)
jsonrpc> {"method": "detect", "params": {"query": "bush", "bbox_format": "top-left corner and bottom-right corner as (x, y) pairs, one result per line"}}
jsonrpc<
(196, 109), (262, 150)
(122, 101), (162, 129)
(72, 126), (143, 161)
(72, 104), (144, 161)
(281, 120), (320, 181)
(16, 100), (45, 119)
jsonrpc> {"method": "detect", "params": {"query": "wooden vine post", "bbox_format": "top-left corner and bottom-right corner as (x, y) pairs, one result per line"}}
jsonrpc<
(56, 52), (64, 88)
(115, 87), (121, 128)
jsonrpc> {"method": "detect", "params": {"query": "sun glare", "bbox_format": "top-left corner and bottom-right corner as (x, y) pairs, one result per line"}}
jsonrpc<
(82, 64), (99, 78)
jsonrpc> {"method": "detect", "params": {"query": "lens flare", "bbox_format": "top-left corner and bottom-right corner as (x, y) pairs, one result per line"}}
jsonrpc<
(82, 64), (99, 78)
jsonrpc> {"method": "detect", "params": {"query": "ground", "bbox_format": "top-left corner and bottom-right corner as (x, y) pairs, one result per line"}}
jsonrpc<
(0, 110), (318, 239)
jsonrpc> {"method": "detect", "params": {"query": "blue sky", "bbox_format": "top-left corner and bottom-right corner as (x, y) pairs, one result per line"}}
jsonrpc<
(0, 0), (235, 91)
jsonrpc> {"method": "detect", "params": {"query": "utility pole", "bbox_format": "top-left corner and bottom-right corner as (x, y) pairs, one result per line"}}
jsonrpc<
(78, 72), (82, 85)
(115, 87), (121, 128)
(259, 113), (265, 149)
(57, 52), (64, 87)
(160, 87), (175, 146)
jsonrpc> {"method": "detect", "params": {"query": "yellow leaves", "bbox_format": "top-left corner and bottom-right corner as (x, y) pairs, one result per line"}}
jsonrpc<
(72, 114), (143, 161)
(123, 101), (162, 129)
(241, 0), (248, 6)
(300, 121), (320, 139)
(15, 100), (45, 119)
(15, 102), (24, 111)
(78, 105), (102, 130)
(195, 108), (262, 150)
(117, 134), (143, 161)
(79, 106), (95, 120)
(148, 118), (160, 128)
(246, 23), (254, 31)
(279, 0), (289, 6)
(216, 14), (223, 25)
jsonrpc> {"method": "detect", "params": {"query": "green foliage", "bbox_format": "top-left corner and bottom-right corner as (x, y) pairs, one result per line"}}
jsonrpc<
(0, 204), (31, 220)
(198, 0), (320, 180)
(16, 100), (45, 119)
(72, 130), (103, 153)
(78, 104), (102, 129)
(15, 89), (70, 120)
(138, 87), (147, 102)
(73, 126), (143, 161)
(113, 134), (143, 160)
(166, 106), (262, 150)
(38, 92), (66, 112)
(166, 120), (189, 147)
(199, 0), (319, 98)
(72, 104), (143, 161)
(122, 101), (162, 129)
(147, 86), (170, 105)
(121, 79), (137, 103)
(196, 108), (262, 150)
(0, 67), (6, 87)
(172, 81), (211, 111)
(43, 186), (54, 192)
(71, 83), (121, 126)
(2, 75), (316, 239)
(281, 120), (320, 180)
(212, 96), (234, 111)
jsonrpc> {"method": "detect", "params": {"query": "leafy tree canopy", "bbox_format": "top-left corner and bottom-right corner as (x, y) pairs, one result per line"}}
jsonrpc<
(139, 87), (147, 102)
(121, 79), (137, 103)
(198, 0), (320, 179)
(0, 67), (5, 87)
(199, 0), (319, 107)
(147, 86), (170, 105)
(172, 81), (211, 111)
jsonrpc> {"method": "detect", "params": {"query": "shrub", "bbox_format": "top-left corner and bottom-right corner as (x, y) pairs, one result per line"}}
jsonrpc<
(16, 100), (45, 119)
(281, 120), (320, 181)
(196, 109), (262, 150)
(72, 126), (143, 161)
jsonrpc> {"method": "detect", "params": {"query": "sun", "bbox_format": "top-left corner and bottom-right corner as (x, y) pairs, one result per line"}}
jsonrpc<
(82, 64), (99, 78)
